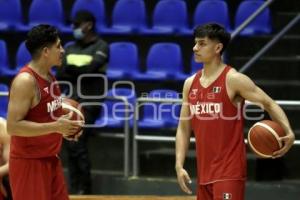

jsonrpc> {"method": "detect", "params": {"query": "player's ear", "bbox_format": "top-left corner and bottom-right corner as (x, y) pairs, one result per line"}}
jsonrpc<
(36, 47), (47, 59)
(42, 46), (50, 57)
(215, 43), (223, 54)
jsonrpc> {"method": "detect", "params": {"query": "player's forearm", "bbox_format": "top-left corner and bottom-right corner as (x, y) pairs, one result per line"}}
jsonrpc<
(7, 120), (58, 137)
(265, 101), (294, 136)
(0, 164), (8, 177)
(175, 123), (191, 170)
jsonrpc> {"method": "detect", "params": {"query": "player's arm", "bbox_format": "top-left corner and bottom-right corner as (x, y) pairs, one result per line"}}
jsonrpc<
(228, 72), (295, 157)
(175, 77), (193, 170)
(7, 73), (83, 137)
(175, 76), (193, 194)
(0, 119), (9, 177)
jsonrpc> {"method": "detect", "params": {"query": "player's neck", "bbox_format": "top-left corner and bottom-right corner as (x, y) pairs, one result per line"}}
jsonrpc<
(202, 58), (225, 78)
(28, 60), (51, 78)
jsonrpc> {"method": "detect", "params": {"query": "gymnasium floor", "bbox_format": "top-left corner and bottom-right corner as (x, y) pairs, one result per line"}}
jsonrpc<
(70, 196), (195, 200)
(66, 173), (300, 200)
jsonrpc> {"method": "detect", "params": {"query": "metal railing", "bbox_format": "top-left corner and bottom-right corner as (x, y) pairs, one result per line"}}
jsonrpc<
(101, 96), (130, 178)
(0, 91), (8, 96)
(239, 14), (300, 73)
(230, 0), (300, 73)
(231, 0), (275, 40)
(132, 97), (300, 176)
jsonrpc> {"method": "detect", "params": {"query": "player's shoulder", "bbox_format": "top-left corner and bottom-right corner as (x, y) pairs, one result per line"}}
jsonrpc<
(227, 68), (249, 82)
(227, 67), (238, 77)
(185, 73), (197, 84)
(12, 72), (35, 88)
(10, 72), (36, 97)
(183, 73), (197, 91)
(227, 68), (255, 91)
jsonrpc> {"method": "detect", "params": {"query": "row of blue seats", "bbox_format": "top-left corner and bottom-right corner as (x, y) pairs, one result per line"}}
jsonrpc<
(0, 85), (181, 129)
(0, 0), (271, 36)
(0, 40), (203, 80)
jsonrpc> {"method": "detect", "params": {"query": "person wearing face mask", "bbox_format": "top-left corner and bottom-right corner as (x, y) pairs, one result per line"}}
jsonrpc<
(56, 10), (109, 194)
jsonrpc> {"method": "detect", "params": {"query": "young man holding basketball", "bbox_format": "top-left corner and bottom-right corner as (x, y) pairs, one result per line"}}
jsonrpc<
(7, 25), (83, 200)
(175, 23), (295, 200)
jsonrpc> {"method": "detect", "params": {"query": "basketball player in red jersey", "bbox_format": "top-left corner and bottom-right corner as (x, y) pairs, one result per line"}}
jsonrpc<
(6, 25), (84, 200)
(175, 23), (295, 200)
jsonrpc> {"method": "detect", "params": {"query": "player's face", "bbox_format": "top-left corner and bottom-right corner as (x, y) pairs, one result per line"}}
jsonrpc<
(47, 38), (65, 67)
(193, 37), (222, 63)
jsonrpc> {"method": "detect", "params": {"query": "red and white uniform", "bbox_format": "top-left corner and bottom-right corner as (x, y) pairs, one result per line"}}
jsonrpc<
(10, 66), (63, 158)
(188, 66), (247, 199)
(9, 65), (69, 200)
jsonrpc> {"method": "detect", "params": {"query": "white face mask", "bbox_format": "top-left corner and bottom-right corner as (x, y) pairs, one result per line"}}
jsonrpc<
(73, 28), (85, 40)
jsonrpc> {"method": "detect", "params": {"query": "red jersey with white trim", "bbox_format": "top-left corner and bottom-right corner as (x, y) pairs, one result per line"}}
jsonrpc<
(188, 66), (246, 185)
(10, 66), (63, 158)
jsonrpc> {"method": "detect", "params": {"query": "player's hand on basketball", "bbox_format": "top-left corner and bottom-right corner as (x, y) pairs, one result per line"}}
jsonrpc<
(56, 112), (84, 136)
(63, 129), (83, 142)
(273, 132), (295, 158)
(176, 168), (192, 194)
(72, 129), (83, 141)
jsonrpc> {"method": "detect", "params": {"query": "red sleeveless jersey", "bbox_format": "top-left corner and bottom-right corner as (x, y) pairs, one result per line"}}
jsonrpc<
(188, 66), (246, 185)
(10, 66), (63, 158)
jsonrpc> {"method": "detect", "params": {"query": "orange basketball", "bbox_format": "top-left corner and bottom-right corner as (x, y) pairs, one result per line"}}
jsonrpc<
(248, 120), (286, 158)
(61, 98), (85, 135)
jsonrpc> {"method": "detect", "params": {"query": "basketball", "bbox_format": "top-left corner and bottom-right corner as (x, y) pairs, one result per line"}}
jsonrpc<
(61, 98), (85, 134)
(248, 120), (286, 158)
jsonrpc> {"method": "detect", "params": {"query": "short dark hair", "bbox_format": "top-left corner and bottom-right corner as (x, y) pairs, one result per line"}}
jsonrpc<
(25, 24), (59, 58)
(73, 10), (96, 31)
(194, 23), (231, 55)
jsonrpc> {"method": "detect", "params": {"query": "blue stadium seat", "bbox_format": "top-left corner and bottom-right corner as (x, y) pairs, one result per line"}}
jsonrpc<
(0, 0), (24, 32)
(234, 0), (272, 35)
(95, 88), (136, 128)
(0, 83), (9, 118)
(107, 42), (142, 80)
(102, 0), (147, 35)
(22, 0), (70, 33)
(144, 0), (191, 35)
(193, 0), (231, 32)
(138, 89), (180, 129)
(16, 41), (31, 70)
(0, 40), (15, 77)
(175, 73), (189, 81)
(2, 41), (31, 77)
(71, 0), (106, 33)
(134, 43), (186, 81)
